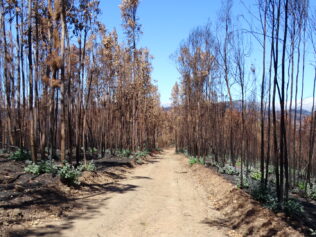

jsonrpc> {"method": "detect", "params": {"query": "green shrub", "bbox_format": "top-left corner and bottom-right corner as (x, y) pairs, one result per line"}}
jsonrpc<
(265, 199), (279, 211)
(135, 150), (150, 159)
(237, 176), (250, 189)
(250, 170), (262, 181)
(298, 181), (305, 192)
(293, 182), (316, 200)
(24, 162), (41, 175)
(219, 164), (239, 175)
(42, 161), (58, 174)
(117, 149), (132, 158)
(24, 160), (58, 175)
(189, 156), (198, 165)
(303, 185), (316, 200)
(9, 149), (31, 161)
(88, 147), (98, 154)
(79, 160), (96, 172)
(251, 185), (273, 203)
(199, 157), (205, 165)
(309, 190), (316, 200)
(284, 199), (303, 216)
(58, 163), (81, 185)
(188, 156), (205, 165)
(250, 184), (279, 210)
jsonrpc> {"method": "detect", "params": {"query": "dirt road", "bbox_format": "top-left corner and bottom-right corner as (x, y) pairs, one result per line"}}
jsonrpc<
(17, 149), (301, 237)
(24, 149), (228, 237)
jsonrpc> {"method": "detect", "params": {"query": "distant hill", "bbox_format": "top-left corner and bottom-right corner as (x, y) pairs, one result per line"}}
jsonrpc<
(164, 99), (313, 116)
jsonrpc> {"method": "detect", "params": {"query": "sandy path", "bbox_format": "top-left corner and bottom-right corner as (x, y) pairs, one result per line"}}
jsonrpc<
(32, 149), (228, 237)
(8, 148), (304, 237)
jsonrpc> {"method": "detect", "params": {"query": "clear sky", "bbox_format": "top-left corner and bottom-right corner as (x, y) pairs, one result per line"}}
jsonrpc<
(99, 0), (225, 106)
(99, 0), (316, 107)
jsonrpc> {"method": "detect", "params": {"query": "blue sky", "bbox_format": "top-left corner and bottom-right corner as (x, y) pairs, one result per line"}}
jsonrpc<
(99, 0), (316, 107)
(99, 0), (224, 105)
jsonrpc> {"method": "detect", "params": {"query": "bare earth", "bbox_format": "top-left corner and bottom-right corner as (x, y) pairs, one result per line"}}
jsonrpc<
(16, 149), (301, 237)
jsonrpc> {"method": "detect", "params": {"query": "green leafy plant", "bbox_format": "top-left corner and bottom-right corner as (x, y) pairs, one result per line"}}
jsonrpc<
(24, 160), (58, 175)
(251, 185), (273, 203)
(135, 150), (150, 159)
(24, 162), (41, 175)
(309, 189), (316, 200)
(237, 176), (250, 189)
(79, 160), (96, 172)
(9, 149), (31, 161)
(250, 170), (262, 181)
(302, 185), (316, 200)
(58, 163), (81, 185)
(250, 184), (279, 210)
(88, 147), (98, 154)
(188, 156), (205, 165)
(298, 181), (305, 192)
(219, 164), (239, 175)
(264, 199), (279, 211)
(189, 156), (198, 165)
(199, 157), (205, 165)
(117, 149), (132, 158)
(284, 199), (304, 216)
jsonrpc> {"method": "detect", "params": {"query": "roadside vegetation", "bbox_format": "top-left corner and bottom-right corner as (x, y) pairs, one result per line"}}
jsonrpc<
(1, 146), (155, 186)
(172, 0), (315, 209)
(171, 0), (316, 234)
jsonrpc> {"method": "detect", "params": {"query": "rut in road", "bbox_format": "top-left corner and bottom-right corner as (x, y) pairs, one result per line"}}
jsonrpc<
(27, 149), (230, 237)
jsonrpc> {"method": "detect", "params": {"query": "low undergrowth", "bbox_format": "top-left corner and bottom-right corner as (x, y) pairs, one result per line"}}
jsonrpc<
(116, 149), (133, 158)
(16, 147), (153, 186)
(251, 184), (304, 217)
(58, 163), (82, 185)
(219, 164), (239, 175)
(24, 160), (58, 175)
(188, 156), (205, 165)
(24, 160), (96, 185)
(9, 149), (31, 161)
(180, 150), (308, 220)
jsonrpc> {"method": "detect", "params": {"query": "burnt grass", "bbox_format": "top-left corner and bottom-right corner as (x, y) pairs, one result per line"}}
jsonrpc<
(205, 163), (316, 236)
(0, 152), (157, 237)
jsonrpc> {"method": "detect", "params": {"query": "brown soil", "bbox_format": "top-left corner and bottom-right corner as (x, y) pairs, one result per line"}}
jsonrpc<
(1, 149), (304, 236)
(190, 161), (302, 236)
(0, 154), (138, 237)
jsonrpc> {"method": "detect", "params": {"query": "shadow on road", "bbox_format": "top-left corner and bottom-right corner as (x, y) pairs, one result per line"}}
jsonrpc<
(7, 181), (140, 237)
